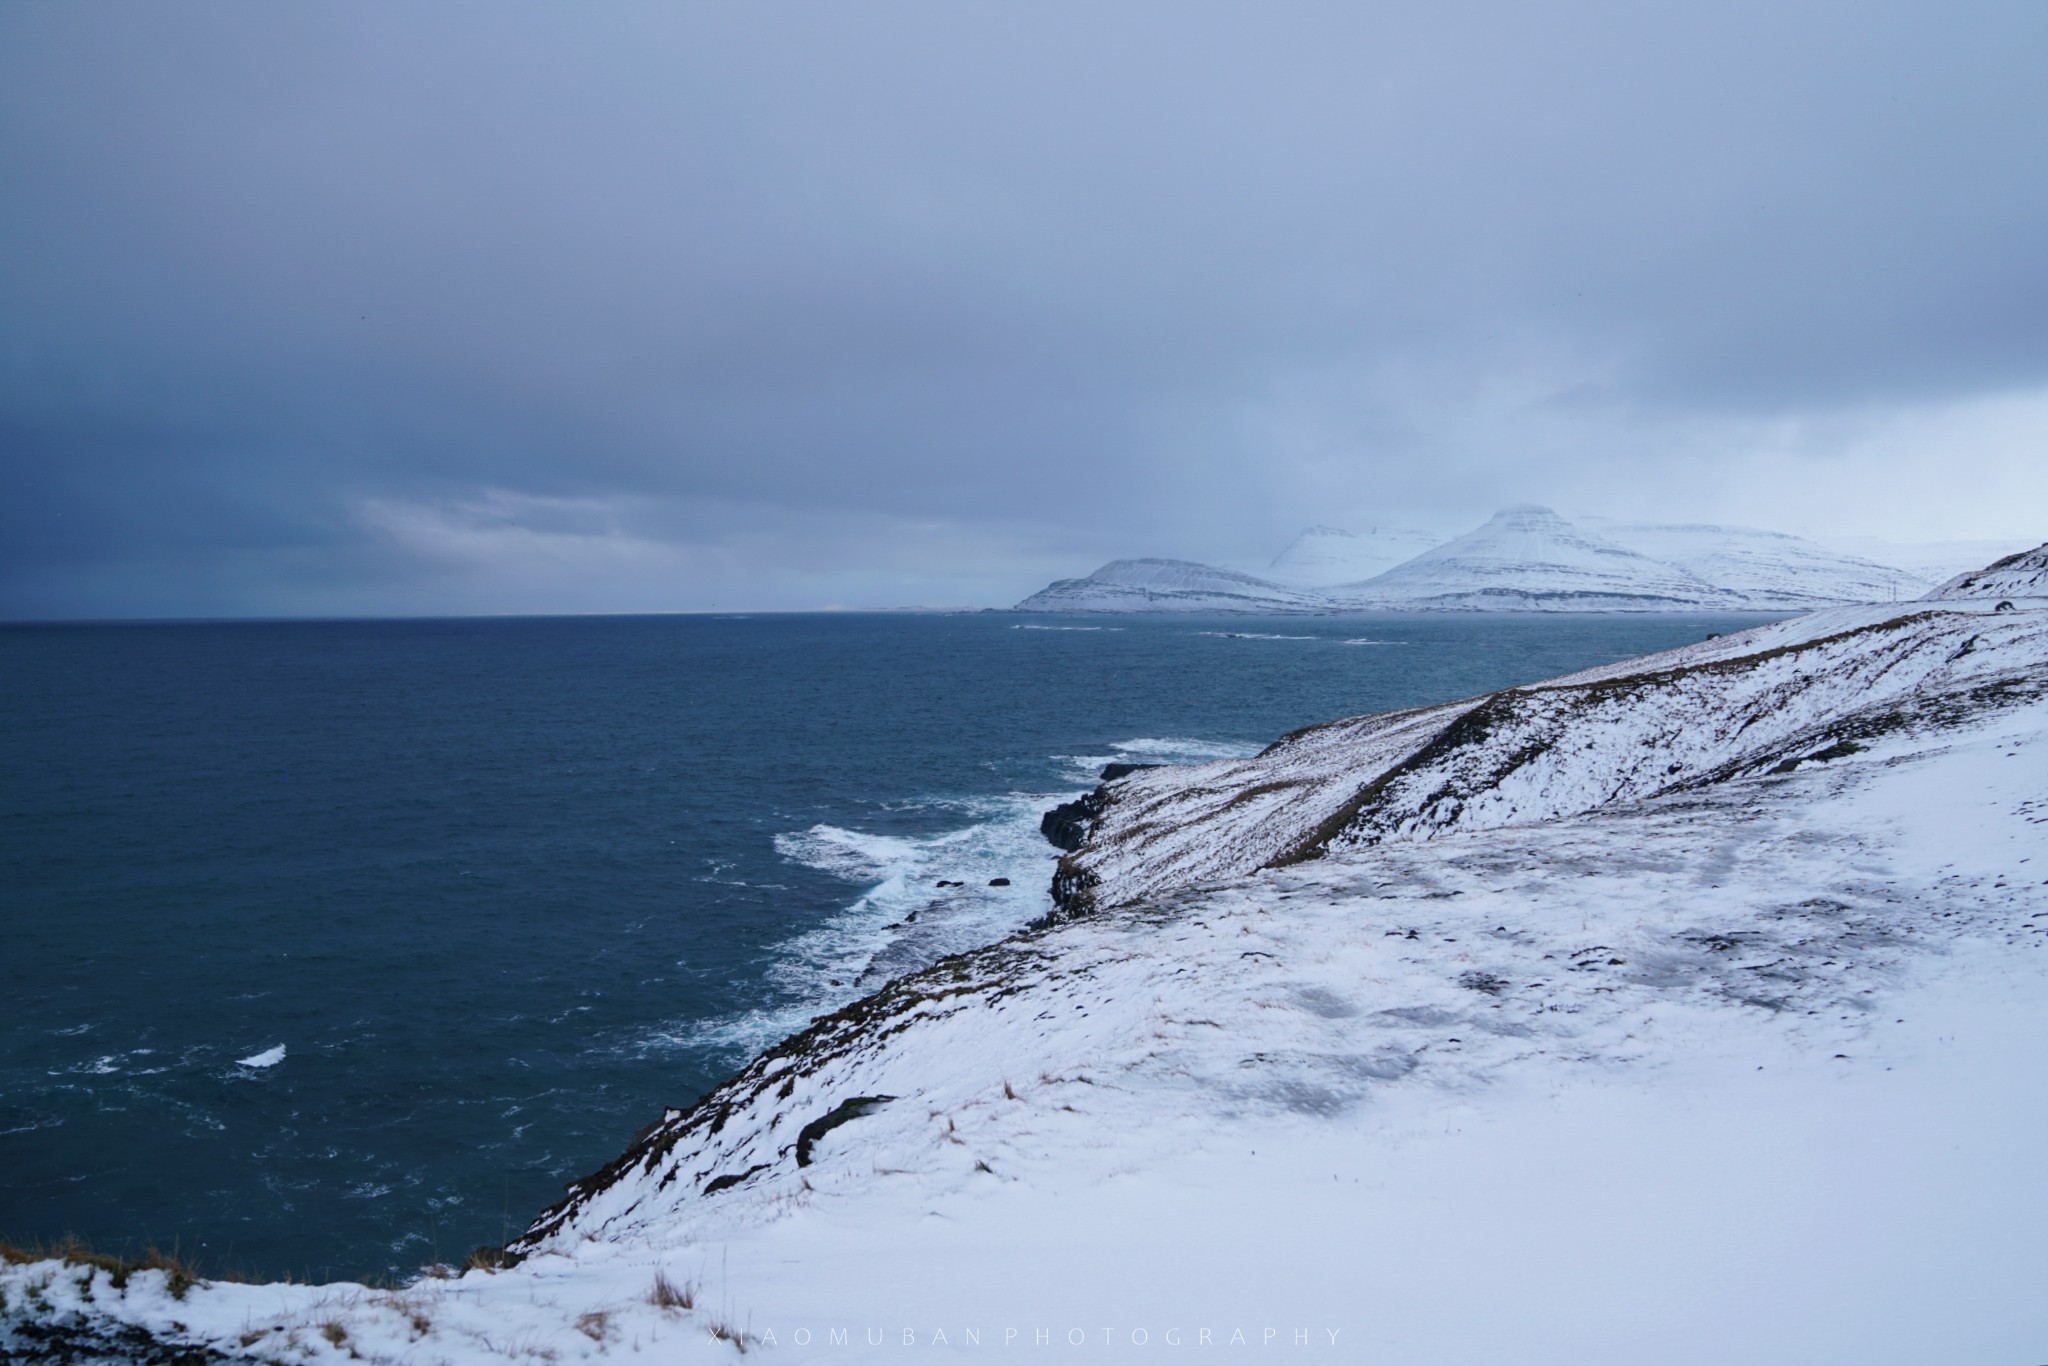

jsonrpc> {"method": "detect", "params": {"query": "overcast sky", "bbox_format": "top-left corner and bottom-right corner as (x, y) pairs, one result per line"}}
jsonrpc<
(3, 1), (2044, 617)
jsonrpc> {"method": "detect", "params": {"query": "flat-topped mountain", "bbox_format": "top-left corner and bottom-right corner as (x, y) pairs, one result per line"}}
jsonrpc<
(1011, 558), (1323, 612)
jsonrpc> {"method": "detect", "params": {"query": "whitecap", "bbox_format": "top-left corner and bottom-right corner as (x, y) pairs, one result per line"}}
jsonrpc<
(1109, 737), (1262, 761)
(1052, 736), (1263, 784)
(773, 825), (923, 883)
(643, 792), (1074, 1061)
(237, 1044), (286, 1069)
(1194, 631), (1317, 641)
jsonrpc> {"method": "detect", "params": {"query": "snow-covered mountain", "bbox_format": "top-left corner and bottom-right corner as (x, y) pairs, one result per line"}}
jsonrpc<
(1585, 520), (1931, 609)
(13, 548), (2044, 1362)
(1015, 508), (2005, 614)
(1011, 558), (1323, 612)
(1328, 504), (1737, 610)
(1264, 524), (1442, 585)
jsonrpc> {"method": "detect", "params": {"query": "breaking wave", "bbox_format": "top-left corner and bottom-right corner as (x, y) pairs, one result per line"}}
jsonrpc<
(646, 737), (1257, 1061)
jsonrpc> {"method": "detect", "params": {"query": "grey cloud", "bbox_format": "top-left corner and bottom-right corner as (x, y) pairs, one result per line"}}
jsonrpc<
(3, 1), (2045, 616)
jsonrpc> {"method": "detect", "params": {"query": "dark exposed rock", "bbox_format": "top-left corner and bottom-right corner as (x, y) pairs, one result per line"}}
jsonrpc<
(988, 877), (1010, 887)
(1040, 789), (1108, 852)
(702, 1163), (770, 1195)
(795, 1095), (897, 1167)
(1041, 765), (1162, 857)
(0, 1317), (238, 1365)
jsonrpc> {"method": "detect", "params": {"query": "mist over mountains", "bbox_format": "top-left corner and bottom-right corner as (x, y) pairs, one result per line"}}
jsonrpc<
(1016, 505), (2015, 613)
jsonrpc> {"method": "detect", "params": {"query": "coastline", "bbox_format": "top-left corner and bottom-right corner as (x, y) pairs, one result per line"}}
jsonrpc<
(6, 574), (2047, 1361)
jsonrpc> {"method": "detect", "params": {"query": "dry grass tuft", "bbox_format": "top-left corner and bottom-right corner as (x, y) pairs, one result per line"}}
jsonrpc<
(0, 1236), (207, 1298)
(649, 1269), (695, 1312)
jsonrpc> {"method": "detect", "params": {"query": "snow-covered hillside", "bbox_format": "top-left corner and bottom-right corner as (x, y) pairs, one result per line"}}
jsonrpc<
(1588, 520), (1929, 608)
(1329, 504), (1736, 610)
(1928, 542), (2048, 601)
(1264, 525), (1442, 585)
(1011, 558), (1322, 612)
(1053, 595), (2046, 914)
(7, 548), (2046, 1364)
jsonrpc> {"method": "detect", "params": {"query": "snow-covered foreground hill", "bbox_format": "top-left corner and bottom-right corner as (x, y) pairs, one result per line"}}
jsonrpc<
(7, 562), (2048, 1364)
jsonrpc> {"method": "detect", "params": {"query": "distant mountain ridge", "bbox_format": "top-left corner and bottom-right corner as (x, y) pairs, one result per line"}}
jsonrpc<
(1324, 505), (1732, 610)
(1265, 524), (1443, 585)
(1012, 558), (1327, 612)
(1584, 519), (1927, 608)
(1016, 506), (1951, 613)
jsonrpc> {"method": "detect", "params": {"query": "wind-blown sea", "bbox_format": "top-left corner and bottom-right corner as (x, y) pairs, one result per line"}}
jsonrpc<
(0, 610), (1778, 1280)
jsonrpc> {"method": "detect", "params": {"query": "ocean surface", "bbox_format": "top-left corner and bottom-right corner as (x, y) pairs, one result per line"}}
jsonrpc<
(0, 610), (1780, 1280)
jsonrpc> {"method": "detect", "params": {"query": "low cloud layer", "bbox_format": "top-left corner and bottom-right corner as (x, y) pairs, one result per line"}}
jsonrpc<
(4, 1), (2045, 617)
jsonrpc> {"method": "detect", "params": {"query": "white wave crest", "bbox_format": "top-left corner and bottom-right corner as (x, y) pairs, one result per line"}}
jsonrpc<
(237, 1045), (286, 1069)
(1195, 631), (1317, 641)
(773, 825), (923, 884)
(645, 793), (1076, 1062)
(1052, 737), (1265, 783)
(1110, 737), (1263, 761)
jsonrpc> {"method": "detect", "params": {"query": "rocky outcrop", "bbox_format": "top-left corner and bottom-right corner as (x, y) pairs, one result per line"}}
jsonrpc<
(1039, 790), (1106, 853)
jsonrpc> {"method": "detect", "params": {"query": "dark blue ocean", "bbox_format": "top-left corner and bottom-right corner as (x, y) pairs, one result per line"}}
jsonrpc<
(0, 611), (1776, 1280)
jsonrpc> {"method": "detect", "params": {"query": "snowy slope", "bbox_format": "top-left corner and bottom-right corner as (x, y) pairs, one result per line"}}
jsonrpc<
(8, 551), (2048, 1365)
(1264, 525), (1443, 585)
(1926, 542), (2048, 601)
(1057, 590), (2048, 913)
(1330, 505), (1736, 610)
(1588, 520), (1929, 608)
(1011, 559), (1324, 612)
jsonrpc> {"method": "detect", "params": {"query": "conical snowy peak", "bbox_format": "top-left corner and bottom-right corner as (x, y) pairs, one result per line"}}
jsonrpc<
(1925, 542), (2048, 601)
(1337, 506), (1736, 609)
(1266, 524), (1443, 585)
